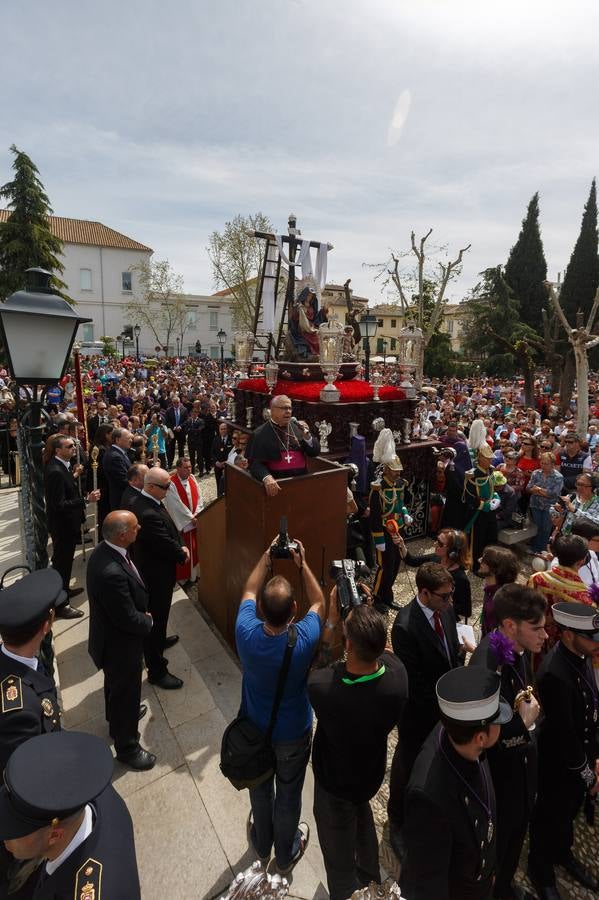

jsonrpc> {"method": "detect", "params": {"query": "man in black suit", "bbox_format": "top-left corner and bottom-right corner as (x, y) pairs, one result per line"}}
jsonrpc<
(87, 511), (155, 770)
(401, 667), (512, 900)
(212, 420), (232, 497)
(102, 427), (133, 511)
(44, 435), (101, 618)
(86, 400), (109, 444)
(122, 462), (149, 509)
(388, 562), (464, 838)
(164, 395), (188, 466)
(129, 469), (188, 689)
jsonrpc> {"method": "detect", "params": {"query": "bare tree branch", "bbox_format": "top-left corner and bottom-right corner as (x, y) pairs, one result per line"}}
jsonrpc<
(585, 286), (599, 335)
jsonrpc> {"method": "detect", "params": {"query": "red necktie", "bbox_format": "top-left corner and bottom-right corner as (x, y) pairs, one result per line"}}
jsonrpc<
(433, 610), (445, 643)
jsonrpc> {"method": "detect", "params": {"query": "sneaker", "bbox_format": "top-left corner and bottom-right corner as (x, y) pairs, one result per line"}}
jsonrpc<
(277, 822), (310, 875)
(246, 811), (270, 865)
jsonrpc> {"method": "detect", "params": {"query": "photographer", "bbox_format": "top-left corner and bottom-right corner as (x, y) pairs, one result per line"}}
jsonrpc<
(308, 594), (408, 900)
(235, 537), (325, 875)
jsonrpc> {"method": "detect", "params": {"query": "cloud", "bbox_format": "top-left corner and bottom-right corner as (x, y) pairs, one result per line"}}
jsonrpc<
(387, 90), (412, 147)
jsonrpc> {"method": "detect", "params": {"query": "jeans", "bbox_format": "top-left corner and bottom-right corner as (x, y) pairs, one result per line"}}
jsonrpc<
(529, 506), (552, 553)
(249, 730), (311, 867)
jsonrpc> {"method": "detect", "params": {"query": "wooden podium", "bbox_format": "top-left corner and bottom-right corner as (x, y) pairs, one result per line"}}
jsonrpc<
(196, 458), (348, 652)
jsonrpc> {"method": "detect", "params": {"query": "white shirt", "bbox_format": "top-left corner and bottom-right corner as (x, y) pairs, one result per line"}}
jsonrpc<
(140, 489), (160, 505)
(45, 805), (94, 876)
(0, 644), (38, 672)
(416, 597), (450, 658)
(104, 540), (144, 584)
(56, 456), (71, 470)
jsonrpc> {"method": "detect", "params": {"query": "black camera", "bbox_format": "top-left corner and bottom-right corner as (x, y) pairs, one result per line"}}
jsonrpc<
(270, 516), (300, 560)
(330, 551), (370, 619)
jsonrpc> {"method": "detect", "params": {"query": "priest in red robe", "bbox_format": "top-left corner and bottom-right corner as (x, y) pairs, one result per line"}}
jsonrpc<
(163, 456), (203, 585)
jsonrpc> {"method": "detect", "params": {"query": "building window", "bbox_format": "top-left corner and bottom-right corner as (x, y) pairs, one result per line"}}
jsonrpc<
(446, 319), (454, 334)
(81, 323), (94, 342)
(80, 268), (92, 291)
(390, 338), (396, 351)
(209, 310), (218, 331)
(391, 319), (397, 329)
(210, 346), (219, 359)
(121, 271), (132, 292)
(376, 337), (384, 353)
(186, 307), (198, 329)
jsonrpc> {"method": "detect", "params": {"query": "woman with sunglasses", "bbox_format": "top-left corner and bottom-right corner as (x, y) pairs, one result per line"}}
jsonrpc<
(396, 528), (472, 622)
(516, 433), (540, 514)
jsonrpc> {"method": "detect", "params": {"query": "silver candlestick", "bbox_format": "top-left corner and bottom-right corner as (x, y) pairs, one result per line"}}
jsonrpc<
(245, 407), (253, 429)
(220, 861), (289, 899)
(349, 422), (359, 439)
(372, 370), (383, 401)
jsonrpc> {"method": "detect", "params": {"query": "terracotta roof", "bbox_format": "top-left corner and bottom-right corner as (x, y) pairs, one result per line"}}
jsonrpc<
(0, 210), (152, 252)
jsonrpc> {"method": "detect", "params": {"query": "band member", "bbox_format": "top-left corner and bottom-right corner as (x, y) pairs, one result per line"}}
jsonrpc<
(463, 445), (500, 571)
(163, 456), (203, 585)
(369, 429), (412, 611)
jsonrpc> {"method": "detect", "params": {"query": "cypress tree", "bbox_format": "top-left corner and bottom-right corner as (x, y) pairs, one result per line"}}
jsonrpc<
(504, 192), (547, 330)
(0, 144), (67, 300)
(559, 178), (599, 325)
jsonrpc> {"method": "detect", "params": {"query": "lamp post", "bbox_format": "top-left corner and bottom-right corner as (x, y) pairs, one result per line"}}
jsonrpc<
(359, 314), (379, 382)
(176, 336), (181, 358)
(382, 339), (388, 368)
(133, 324), (141, 360)
(217, 328), (227, 385)
(0, 268), (92, 571)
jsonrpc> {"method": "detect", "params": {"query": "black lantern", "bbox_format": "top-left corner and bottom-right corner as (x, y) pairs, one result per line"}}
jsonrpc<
(359, 313), (379, 382)
(133, 324), (141, 360)
(217, 328), (227, 385)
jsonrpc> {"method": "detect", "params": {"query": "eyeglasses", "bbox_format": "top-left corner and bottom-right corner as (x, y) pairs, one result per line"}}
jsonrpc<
(430, 590), (454, 601)
(62, 443), (75, 449)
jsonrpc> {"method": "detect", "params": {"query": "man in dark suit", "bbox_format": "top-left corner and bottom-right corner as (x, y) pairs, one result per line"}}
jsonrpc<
(164, 395), (188, 466)
(86, 400), (109, 444)
(401, 667), (512, 900)
(388, 562), (464, 838)
(102, 427), (133, 511)
(122, 462), (149, 509)
(212, 420), (232, 497)
(87, 511), (155, 770)
(44, 435), (101, 618)
(129, 469), (188, 689)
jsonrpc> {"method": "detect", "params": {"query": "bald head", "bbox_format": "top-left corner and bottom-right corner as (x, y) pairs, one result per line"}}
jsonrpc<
(102, 511), (139, 548)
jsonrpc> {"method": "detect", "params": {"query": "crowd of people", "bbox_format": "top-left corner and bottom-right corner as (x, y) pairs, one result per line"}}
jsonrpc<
(1, 357), (599, 898)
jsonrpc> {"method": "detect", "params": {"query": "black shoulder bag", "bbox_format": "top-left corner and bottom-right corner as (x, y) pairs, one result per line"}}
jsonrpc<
(220, 625), (297, 791)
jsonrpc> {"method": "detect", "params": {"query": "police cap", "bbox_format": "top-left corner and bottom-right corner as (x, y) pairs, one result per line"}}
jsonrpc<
(0, 732), (113, 839)
(437, 666), (512, 727)
(0, 570), (65, 631)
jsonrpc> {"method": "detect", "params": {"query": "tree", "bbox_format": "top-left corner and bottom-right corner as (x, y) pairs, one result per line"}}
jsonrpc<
(461, 267), (551, 405)
(504, 192), (548, 330)
(546, 281), (599, 435)
(0, 144), (68, 300)
(207, 212), (278, 332)
(126, 259), (186, 354)
(375, 229), (470, 347)
(556, 180), (599, 411)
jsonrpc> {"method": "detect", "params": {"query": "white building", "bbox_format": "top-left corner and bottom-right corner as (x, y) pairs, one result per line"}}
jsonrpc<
(0, 211), (233, 358)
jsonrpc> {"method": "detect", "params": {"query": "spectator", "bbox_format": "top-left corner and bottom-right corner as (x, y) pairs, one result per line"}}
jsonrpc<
(164, 395), (188, 466)
(527, 451), (564, 554)
(236, 539), (325, 874)
(552, 471), (599, 535)
(479, 545), (520, 635)
(558, 432), (588, 491)
(102, 427), (133, 511)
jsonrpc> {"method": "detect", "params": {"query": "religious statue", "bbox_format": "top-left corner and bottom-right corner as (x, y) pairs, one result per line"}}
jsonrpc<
(341, 325), (357, 361)
(314, 419), (332, 453)
(286, 286), (329, 361)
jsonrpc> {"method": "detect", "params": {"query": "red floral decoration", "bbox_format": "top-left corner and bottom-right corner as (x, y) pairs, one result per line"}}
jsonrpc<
(236, 378), (405, 402)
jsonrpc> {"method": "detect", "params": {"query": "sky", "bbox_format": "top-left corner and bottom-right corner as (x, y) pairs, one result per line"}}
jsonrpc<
(1, 0), (598, 306)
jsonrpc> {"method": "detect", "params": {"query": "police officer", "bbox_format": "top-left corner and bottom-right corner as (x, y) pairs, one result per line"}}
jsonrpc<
(401, 666), (512, 900)
(528, 602), (599, 899)
(0, 731), (141, 899)
(0, 569), (64, 771)
(369, 429), (412, 611)
(469, 584), (545, 900)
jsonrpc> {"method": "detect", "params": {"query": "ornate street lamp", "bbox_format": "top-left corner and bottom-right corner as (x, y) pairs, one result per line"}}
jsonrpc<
(217, 328), (227, 385)
(133, 324), (141, 360)
(397, 324), (425, 397)
(359, 314), (379, 382)
(0, 268), (91, 570)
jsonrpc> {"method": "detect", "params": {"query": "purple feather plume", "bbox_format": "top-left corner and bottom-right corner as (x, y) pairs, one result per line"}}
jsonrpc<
(489, 630), (516, 666)
(589, 582), (599, 607)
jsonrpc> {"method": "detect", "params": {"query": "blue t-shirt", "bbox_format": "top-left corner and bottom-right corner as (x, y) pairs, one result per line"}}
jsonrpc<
(235, 599), (321, 742)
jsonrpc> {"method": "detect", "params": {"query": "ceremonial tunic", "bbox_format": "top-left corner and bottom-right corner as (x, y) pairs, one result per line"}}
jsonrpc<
(369, 476), (410, 606)
(163, 474), (203, 582)
(402, 725), (497, 900)
(29, 785), (141, 899)
(528, 642), (599, 887)
(0, 650), (61, 772)
(463, 466), (498, 569)
(469, 635), (537, 897)
(247, 421), (320, 483)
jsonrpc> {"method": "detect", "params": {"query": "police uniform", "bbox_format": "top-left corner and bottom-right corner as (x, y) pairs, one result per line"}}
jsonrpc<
(401, 667), (512, 900)
(0, 731), (141, 899)
(370, 457), (411, 609)
(0, 569), (64, 772)
(528, 603), (599, 897)
(463, 446), (498, 568)
(470, 634), (538, 900)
